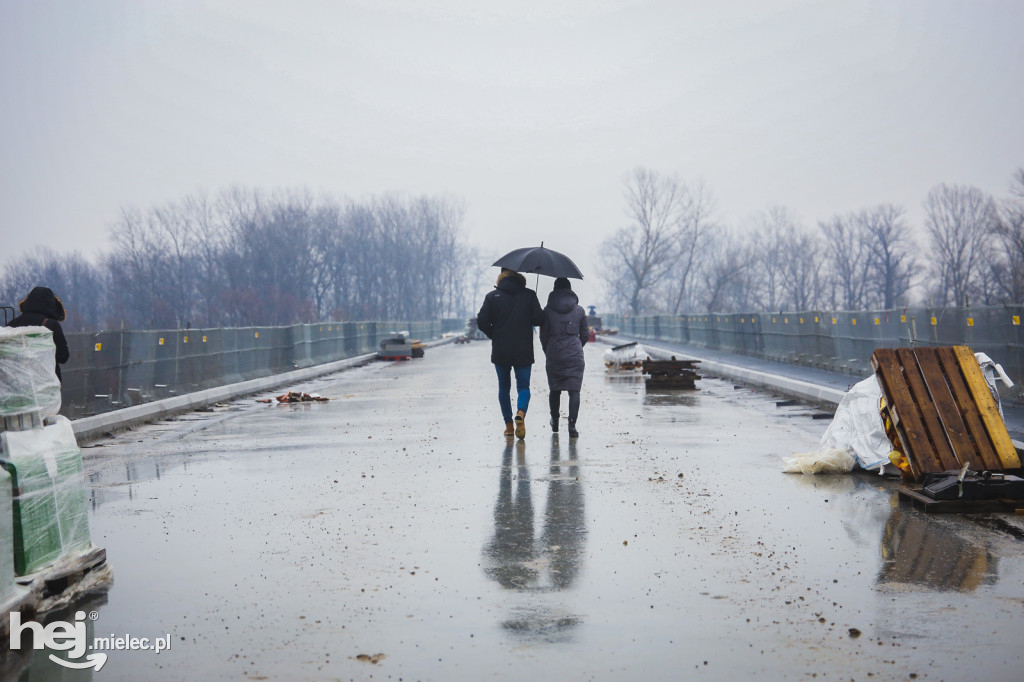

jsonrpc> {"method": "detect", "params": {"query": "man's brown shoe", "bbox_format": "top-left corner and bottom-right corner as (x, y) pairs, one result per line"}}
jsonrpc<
(514, 410), (526, 439)
(504, 421), (515, 437)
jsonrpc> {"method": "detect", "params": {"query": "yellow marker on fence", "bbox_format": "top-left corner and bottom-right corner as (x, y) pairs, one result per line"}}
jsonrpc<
(159, 338), (164, 345)
(967, 318), (974, 327)
(931, 316), (937, 325)
(94, 343), (102, 351)
(874, 317), (880, 325)
(832, 317), (837, 324)
(901, 315), (906, 323)
(203, 336), (207, 343)
(255, 332), (259, 338)
(1013, 316), (1020, 326)
(184, 336), (189, 343)
(799, 318), (804, 324)
(851, 318), (857, 326)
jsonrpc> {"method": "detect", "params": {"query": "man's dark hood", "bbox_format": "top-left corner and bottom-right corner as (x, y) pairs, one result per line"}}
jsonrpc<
(19, 287), (65, 321)
(547, 288), (579, 314)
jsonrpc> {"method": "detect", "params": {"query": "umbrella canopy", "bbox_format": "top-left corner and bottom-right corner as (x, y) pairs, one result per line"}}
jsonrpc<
(492, 245), (584, 279)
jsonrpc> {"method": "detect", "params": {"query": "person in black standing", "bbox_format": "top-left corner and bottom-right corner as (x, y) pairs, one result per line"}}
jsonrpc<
(476, 268), (545, 439)
(7, 286), (69, 383)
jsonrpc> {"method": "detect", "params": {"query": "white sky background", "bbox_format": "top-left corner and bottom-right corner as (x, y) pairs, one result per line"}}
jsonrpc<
(1, 0), (1022, 311)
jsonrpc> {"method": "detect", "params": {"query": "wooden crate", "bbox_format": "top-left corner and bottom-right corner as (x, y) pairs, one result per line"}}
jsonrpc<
(872, 346), (1021, 481)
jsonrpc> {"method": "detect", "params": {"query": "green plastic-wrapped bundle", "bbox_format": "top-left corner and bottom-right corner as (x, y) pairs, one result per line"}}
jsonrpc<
(0, 326), (61, 418)
(0, 467), (14, 598)
(0, 416), (91, 575)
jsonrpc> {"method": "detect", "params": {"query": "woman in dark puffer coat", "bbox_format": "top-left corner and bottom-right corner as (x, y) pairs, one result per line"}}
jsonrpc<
(539, 278), (588, 437)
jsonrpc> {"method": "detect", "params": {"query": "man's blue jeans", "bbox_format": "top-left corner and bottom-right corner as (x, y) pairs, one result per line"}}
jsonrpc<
(494, 364), (531, 422)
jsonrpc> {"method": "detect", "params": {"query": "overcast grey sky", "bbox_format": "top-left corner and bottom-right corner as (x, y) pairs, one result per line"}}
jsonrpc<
(2, 0), (1022, 309)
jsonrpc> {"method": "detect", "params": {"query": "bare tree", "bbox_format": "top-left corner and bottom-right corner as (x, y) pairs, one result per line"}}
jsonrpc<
(924, 183), (999, 306)
(0, 248), (105, 331)
(859, 204), (918, 308)
(106, 206), (173, 328)
(664, 179), (717, 313)
(696, 228), (753, 312)
(993, 168), (1024, 303)
(748, 207), (797, 311)
(779, 224), (824, 311)
(819, 212), (873, 310)
(599, 168), (690, 315)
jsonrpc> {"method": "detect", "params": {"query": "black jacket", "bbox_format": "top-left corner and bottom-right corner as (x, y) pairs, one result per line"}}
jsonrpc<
(8, 286), (69, 382)
(476, 272), (545, 366)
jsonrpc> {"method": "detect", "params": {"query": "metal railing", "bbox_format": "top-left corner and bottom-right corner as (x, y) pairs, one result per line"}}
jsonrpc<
(602, 305), (1024, 400)
(59, 319), (464, 419)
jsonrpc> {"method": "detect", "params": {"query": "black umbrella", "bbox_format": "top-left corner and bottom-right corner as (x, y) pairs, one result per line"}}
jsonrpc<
(492, 244), (584, 279)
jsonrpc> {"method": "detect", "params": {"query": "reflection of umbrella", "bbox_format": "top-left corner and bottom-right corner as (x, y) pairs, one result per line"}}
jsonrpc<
(493, 244), (584, 279)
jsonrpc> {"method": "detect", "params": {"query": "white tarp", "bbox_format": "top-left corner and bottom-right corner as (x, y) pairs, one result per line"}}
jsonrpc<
(602, 343), (650, 367)
(815, 375), (890, 471)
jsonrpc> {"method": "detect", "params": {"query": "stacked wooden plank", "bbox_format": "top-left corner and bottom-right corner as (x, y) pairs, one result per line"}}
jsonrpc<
(642, 357), (701, 390)
(871, 346), (1021, 482)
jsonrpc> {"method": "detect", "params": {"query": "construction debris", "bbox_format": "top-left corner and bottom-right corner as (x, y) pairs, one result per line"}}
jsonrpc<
(642, 357), (701, 389)
(274, 391), (329, 403)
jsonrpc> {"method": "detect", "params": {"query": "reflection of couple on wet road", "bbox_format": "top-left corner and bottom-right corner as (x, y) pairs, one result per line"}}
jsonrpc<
(477, 271), (588, 439)
(482, 438), (586, 592)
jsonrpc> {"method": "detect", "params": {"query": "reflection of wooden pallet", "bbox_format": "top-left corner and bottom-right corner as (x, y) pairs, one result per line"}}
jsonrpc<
(872, 346), (1021, 481)
(880, 504), (992, 589)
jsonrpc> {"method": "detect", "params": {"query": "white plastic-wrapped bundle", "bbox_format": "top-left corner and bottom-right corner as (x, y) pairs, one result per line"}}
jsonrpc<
(0, 467), (14, 597)
(603, 342), (650, 369)
(0, 415), (91, 575)
(0, 326), (61, 418)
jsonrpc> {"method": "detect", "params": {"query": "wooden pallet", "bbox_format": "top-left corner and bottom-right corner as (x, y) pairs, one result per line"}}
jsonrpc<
(872, 346), (1021, 481)
(897, 486), (1024, 514)
(642, 358), (701, 390)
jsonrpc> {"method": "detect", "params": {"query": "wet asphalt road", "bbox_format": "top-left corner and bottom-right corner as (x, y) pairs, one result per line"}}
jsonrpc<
(20, 340), (1024, 681)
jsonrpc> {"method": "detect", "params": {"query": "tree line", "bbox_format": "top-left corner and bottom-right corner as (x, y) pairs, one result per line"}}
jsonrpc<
(1, 187), (477, 332)
(600, 167), (1024, 315)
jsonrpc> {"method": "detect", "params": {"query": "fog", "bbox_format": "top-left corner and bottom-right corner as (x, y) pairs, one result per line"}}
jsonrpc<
(2, 0), (1023, 310)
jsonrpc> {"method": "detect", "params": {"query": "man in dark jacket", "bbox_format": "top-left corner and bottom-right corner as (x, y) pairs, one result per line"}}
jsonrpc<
(8, 286), (70, 383)
(539, 278), (588, 438)
(476, 269), (545, 438)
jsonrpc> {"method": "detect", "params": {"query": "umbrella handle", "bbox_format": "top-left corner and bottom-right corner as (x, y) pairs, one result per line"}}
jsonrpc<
(537, 241), (542, 289)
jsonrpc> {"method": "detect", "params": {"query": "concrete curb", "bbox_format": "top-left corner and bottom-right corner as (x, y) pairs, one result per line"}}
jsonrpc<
(72, 336), (455, 443)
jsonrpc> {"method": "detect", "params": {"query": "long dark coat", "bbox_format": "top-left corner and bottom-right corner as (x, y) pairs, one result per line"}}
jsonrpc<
(476, 272), (545, 366)
(539, 289), (588, 392)
(7, 286), (69, 382)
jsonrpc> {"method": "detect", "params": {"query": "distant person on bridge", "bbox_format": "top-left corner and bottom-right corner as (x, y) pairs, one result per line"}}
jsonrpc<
(476, 268), (545, 439)
(540, 278), (588, 438)
(7, 286), (70, 383)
